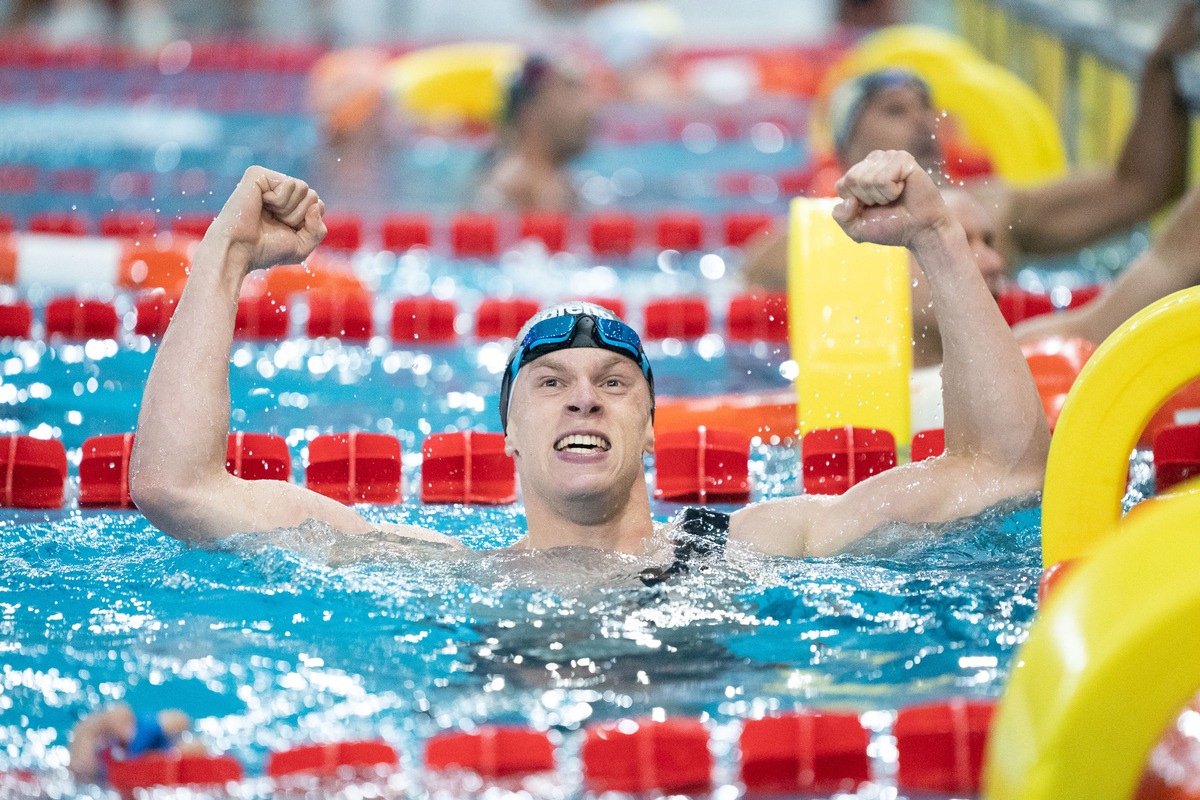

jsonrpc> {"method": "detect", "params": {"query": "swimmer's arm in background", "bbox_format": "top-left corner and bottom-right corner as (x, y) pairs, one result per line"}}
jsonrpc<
(1014, 176), (1200, 347)
(999, 1), (1197, 257)
(731, 150), (1049, 557)
(130, 167), (458, 550)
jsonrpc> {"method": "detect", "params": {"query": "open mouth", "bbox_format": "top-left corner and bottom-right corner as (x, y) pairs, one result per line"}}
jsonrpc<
(553, 434), (611, 453)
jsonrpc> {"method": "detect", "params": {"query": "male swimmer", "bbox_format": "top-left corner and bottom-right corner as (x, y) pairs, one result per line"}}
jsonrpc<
(742, 1), (1200, 289)
(130, 150), (1048, 561)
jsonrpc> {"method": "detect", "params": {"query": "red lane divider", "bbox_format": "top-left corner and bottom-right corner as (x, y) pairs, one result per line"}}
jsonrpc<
(519, 212), (568, 253)
(739, 712), (870, 794)
(451, 213), (499, 259)
(911, 428), (945, 462)
(1153, 424), (1200, 492)
(226, 432), (290, 481)
(28, 211), (89, 237)
(320, 213), (363, 252)
(724, 212), (773, 248)
(1022, 337), (1095, 432)
(655, 427), (750, 504)
(0, 300), (32, 338)
(474, 297), (539, 340)
(79, 433), (135, 508)
(266, 740), (397, 778)
(587, 212), (637, 257)
(727, 292), (787, 343)
(1038, 558), (1078, 603)
(582, 718), (712, 795)
(895, 699), (995, 793)
(171, 214), (215, 239)
(99, 212), (157, 238)
(802, 427), (897, 495)
(306, 286), (373, 342)
(655, 212), (705, 252)
(382, 213), (432, 252)
(234, 293), (290, 339)
(106, 753), (244, 793)
(643, 296), (709, 341)
(133, 290), (179, 338)
(0, 435), (67, 509)
(425, 726), (556, 777)
(44, 298), (119, 339)
(421, 432), (516, 505)
(999, 286), (1102, 326)
(391, 297), (457, 343)
(306, 432), (402, 504)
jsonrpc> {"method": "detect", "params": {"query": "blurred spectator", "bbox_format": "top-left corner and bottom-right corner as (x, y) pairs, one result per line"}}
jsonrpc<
(475, 53), (597, 212)
(6, 0), (176, 51)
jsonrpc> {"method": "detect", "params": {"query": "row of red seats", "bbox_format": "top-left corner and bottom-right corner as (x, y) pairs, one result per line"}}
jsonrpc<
(4, 209), (779, 255)
(96, 699), (997, 795)
(9, 424), (1196, 510)
(0, 292), (792, 344)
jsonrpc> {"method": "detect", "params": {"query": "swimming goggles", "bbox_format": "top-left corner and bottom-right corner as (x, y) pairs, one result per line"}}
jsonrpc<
(499, 313), (655, 430)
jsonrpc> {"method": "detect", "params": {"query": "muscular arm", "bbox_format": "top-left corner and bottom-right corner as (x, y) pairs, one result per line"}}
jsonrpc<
(1002, 3), (1196, 257)
(130, 167), (454, 548)
(1015, 177), (1200, 347)
(732, 151), (1050, 557)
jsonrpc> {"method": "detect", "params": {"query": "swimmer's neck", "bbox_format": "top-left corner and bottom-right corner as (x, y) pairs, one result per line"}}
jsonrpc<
(517, 490), (656, 554)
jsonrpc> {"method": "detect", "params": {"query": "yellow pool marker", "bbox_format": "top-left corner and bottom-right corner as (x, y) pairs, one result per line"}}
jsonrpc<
(984, 286), (1200, 800)
(787, 198), (911, 441)
(1041, 286), (1200, 567)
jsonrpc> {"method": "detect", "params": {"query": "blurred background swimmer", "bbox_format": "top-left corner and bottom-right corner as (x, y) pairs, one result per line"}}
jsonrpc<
(68, 705), (198, 783)
(742, 0), (1200, 289)
(475, 53), (598, 212)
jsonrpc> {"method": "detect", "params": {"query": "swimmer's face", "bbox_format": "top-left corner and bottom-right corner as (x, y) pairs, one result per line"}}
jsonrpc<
(528, 67), (596, 160)
(504, 348), (654, 509)
(946, 190), (1006, 296)
(844, 85), (940, 170)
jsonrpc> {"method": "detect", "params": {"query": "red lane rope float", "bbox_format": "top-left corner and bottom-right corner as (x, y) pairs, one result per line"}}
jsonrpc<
(79, 433), (135, 508)
(655, 426), (751, 504)
(421, 431), (516, 505)
(306, 432), (402, 504)
(133, 290), (179, 338)
(0, 300), (32, 338)
(382, 213), (432, 252)
(654, 212), (705, 252)
(581, 718), (712, 795)
(451, 213), (500, 259)
(894, 699), (996, 793)
(1153, 424), (1200, 492)
(225, 432), (291, 481)
(306, 286), (374, 342)
(265, 740), (398, 778)
(739, 712), (870, 794)
(391, 297), (457, 343)
(0, 435), (66, 509)
(587, 211), (638, 258)
(723, 211), (774, 248)
(318, 213), (364, 252)
(1144, 377), (1200, 448)
(425, 726), (556, 778)
(727, 292), (788, 343)
(802, 427), (897, 495)
(643, 296), (709, 341)
(99, 212), (157, 238)
(474, 298), (539, 340)
(234, 292), (290, 339)
(44, 297), (119, 340)
(518, 212), (569, 253)
(1021, 337), (1095, 431)
(911, 428), (946, 462)
(105, 752), (243, 793)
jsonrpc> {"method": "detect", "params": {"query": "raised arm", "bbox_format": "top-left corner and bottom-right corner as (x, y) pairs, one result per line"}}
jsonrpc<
(130, 167), (451, 547)
(997, 2), (1197, 257)
(731, 150), (1050, 557)
(1014, 176), (1200, 346)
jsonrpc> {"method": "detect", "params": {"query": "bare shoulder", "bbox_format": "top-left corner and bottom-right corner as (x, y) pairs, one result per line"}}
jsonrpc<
(729, 494), (833, 558)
